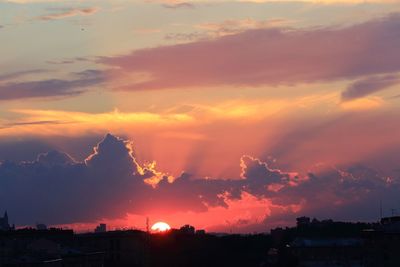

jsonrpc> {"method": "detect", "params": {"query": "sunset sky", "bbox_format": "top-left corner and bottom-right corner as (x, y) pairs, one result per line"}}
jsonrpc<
(0, 0), (400, 233)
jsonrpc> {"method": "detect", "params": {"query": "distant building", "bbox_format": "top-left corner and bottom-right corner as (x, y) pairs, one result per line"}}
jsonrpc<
(95, 223), (107, 233)
(266, 248), (279, 266)
(179, 224), (195, 234)
(270, 227), (285, 245)
(290, 237), (364, 267)
(196, 229), (206, 235)
(0, 211), (11, 230)
(27, 238), (61, 256)
(296, 216), (310, 228)
(36, 223), (48, 230)
(0, 229), (104, 266)
(380, 216), (400, 233)
(78, 230), (146, 266)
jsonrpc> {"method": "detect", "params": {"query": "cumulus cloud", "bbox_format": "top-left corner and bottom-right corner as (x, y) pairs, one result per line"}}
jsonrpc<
(100, 14), (400, 91)
(0, 134), (147, 224)
(0, 134), (398, 229)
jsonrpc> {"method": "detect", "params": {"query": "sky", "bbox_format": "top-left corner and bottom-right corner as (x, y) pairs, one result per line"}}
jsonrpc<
(0, 0), (400, 233)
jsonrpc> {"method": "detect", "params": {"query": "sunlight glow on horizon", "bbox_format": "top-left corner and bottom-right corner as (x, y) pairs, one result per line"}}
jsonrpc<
(151, 221), (171, 232)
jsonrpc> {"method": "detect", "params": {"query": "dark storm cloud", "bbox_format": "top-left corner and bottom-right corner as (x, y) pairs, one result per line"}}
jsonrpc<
(0, 134), (398, 227)
(0, 69), (104, 100)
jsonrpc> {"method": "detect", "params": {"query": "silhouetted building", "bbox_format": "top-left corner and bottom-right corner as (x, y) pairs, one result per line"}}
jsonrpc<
(78, 230), (146, 266)
(196, 229), (206, 235)
(296, 216), (310, 228)
(36, 223), (48, 230)
(95, 223), (107, 233)
(5, 215), (400, 267)
(266, 248), (279, 266)
(363, 229), (400, 266)
(0, 211), (11, 231)
(270, 227), (286, 246)
(380, 216), (400, 233)
(179, 224), (195, 234)
(0, 228), (104, 266)
(290, 237), (364, 266)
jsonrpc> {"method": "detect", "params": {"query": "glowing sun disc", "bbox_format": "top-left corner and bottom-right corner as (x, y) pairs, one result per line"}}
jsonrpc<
(151, 222), (171, 232)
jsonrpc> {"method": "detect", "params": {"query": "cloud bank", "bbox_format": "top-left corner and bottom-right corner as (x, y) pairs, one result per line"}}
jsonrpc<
(100, 14), (400, 100)
(342, 75), (400, 101)
(3, 14), (399, 101)
(0, 70), (104, 100)
(0, 134), (398, 230)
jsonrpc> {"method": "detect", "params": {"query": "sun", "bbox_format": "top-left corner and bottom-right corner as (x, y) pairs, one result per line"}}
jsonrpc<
(151, 221), (171, 233)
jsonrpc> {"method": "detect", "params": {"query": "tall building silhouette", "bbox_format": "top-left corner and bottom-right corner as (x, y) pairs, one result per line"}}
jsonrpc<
(0, 211), (11, 230)
(95, 223), (107, 233)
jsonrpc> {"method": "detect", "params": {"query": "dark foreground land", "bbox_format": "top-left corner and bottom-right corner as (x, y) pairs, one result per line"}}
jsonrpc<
(2, 216), (400, 267)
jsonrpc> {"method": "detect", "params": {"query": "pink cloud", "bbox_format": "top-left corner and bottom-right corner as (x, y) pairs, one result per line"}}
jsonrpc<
(100, 14), (400, 96)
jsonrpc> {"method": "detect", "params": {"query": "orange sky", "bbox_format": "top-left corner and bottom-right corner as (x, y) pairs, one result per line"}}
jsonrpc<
(1, 0), (400, 232)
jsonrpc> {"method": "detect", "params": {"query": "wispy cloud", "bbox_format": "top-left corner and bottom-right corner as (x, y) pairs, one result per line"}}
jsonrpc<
(37, 7), (99, 21)
(342, 75), (400, 101)
(0, 69), (104, 100)
(134, 28), (162, 34)
(162, 1), (195, 9)
(196, 18), (291, 37)
(164, 32), (208, 41)
(0, 120), (66, 130)
(164, 18), (291, 42)
(0, 94), (335, 134)
(0, 69), (47, 82)
(3, 0), (400, 4)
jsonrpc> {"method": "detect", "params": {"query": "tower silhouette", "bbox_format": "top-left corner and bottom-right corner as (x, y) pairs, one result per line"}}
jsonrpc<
(0, 211), (10, 230)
